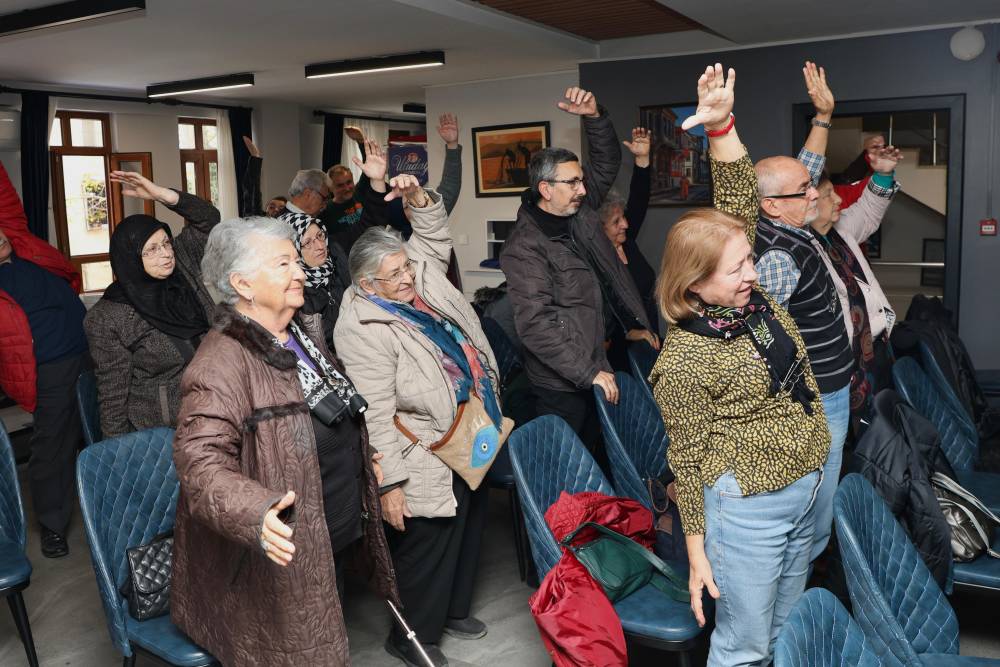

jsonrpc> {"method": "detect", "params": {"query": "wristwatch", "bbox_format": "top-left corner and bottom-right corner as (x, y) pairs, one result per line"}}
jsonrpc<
(811, 117), (833, 129)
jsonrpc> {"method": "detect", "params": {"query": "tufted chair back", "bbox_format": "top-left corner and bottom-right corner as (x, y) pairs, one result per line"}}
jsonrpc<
(76, 427), (179, 655)
(0, 420), (27, 552)
(834, 474), (959, 664)
(774, 588), (899, 667)
(480, 316), (521, 389)
(594, 372), (669, 509)
(509, 415), (614, 577)
(893, 357), (977, 472)
(917, 341), (976, 424)
(76, 369), (103, 447)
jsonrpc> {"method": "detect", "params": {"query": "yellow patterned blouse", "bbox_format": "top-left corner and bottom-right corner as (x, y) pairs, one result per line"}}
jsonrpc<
(649, 151), (831, 535)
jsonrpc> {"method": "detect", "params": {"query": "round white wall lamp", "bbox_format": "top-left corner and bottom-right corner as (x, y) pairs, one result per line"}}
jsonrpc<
(950, 26), (986, 61)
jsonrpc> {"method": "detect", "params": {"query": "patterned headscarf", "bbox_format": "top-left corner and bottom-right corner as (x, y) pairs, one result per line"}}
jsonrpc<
(278, 210), (335, 289)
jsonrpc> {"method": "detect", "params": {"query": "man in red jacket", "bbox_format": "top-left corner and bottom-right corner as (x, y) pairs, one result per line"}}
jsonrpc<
(0, 161), (87, 558)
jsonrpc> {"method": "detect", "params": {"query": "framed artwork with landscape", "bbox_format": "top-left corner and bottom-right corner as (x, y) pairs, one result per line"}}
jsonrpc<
(472, 121), (550, 197)
(639, 103), (712, 206)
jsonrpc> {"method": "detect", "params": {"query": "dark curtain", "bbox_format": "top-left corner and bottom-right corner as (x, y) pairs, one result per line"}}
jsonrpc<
(321, 113), (345, 171)
(228, 107), (253, 216)
(19, 91), (50, 241)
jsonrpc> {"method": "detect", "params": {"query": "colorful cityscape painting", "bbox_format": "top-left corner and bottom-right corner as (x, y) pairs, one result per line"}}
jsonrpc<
(639, 103), (712, 206)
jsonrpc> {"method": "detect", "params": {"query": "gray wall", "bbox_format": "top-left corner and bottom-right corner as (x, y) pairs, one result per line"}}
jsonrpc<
(581, 26), (1000, 369)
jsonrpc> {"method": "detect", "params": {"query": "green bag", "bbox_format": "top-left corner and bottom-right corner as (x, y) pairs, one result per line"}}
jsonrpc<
(560, 522), (689, 603)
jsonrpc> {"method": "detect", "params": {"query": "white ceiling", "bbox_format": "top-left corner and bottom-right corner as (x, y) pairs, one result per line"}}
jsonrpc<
(0, 0), (997, 114)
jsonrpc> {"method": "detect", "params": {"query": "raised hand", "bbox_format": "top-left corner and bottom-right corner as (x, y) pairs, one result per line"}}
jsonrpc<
(353, 139), (387, 182)
(437, 113), (459, 148)
(803, 61), (834, 117)
(681, 63), (735, 132)
(242, 135), (262, 158)
(261, 490), (296, 566)
(384, 174), (427, 205)
(109, 171), (178, 205)
(623, 127), (651, 157)
(869, 145), (903, 174)
(557, 87), (599, 118)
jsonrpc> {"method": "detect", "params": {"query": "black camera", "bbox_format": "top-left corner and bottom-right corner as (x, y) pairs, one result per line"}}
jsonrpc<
(311, 391), (368, 426)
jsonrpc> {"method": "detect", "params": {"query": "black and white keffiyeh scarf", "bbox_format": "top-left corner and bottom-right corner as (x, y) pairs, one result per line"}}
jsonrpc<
(285, 320), (360, 410)
(279, 210), (336, 289)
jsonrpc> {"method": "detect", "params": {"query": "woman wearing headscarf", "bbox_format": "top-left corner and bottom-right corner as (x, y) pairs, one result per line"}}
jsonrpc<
(171, 215), (397, 667)
(335, 175), (504, 667)
(83, 171), (218, 437)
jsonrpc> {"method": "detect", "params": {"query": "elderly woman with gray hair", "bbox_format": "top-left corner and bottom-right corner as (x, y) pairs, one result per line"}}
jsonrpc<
(171, 216), (398, 667)
(335, 175), (503, 667)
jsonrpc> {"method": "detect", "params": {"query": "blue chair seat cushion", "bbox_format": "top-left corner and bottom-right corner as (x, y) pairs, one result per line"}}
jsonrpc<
(126, 613), (215, 666)
(956, 471), (1000, 515)
(919, 654), (1000, 665)
(0, 542), (31, 591)
(612, 583), (701, 644)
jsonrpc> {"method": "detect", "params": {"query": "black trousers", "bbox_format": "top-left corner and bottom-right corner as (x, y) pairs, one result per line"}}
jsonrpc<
(387, 474), (488, 643)
(532, 384), (606, 468)
(30, 352), (85, 534)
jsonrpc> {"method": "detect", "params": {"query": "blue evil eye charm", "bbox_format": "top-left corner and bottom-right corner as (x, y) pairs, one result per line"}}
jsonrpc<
(470, 426), (500, 468)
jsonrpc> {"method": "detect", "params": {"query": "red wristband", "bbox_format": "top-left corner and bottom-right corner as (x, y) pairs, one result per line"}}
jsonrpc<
(705, 113), (735, 137)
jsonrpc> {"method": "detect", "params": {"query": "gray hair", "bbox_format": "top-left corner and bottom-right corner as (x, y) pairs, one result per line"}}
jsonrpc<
(529, 147), (579, 197)
(597, 188), (626, 224)
(288, 169), (332, 199)
(201, 216), (297, 305)
(349, 226), (406, 287)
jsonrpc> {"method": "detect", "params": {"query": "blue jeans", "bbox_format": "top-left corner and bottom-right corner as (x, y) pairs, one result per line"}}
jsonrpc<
(811, 384), (850, 561)
(704, 469), (822, 667)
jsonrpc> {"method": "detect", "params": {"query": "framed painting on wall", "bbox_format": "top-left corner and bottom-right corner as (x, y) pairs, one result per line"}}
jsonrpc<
(639, 103), (712, 206)
(472, 121), (550, 197)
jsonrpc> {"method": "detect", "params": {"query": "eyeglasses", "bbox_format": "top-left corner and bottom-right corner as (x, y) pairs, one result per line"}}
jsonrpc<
(546, 177), (585, 190)
(763, 189), (813, 200)
(373, 259), (416, 286)
(313, 188), (333, 203)
(141, 239), (173, 258)
(301, 230), (328, 250)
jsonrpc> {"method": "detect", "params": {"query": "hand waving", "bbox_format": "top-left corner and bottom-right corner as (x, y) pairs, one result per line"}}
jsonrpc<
(557, 87), (599, 118)
(242, 135), (262, 158)
(869, 146), (903, 174)
(344, 126), (365, 144)
(384, 174), (426, 204)
(803, 61), (834, 117)
(681, 63), (735, 132)
(437, 113), (459, 147)
(109, 171), (178, 205)
(622, 127), (651, 158)
(352, 139), (387, 182)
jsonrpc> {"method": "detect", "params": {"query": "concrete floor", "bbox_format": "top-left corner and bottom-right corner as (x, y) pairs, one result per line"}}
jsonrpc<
(1, 452), (998, 666)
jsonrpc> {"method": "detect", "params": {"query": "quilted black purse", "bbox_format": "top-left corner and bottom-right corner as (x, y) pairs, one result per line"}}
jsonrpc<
(119, 531), (173, 621)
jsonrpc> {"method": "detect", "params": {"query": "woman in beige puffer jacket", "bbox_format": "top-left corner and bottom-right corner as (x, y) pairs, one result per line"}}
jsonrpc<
(334, 175), (502, 666)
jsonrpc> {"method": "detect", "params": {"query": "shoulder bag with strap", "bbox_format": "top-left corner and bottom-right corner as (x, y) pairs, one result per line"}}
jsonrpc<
(394, 394), (514, 491)
(931, 472), (1000, 562)
(559, 521), (689, 604)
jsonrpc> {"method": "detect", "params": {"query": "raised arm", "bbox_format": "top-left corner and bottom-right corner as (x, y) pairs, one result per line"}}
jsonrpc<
(240, 136), (264, 216)
(799, 61), (834, 179)
(682, 65), (759, 243)
(622, 127), (651, 236)
(110, 171), (221, 234)
(836, 147), (902, 243)
(434, 113), (463, 215)
(555, 87), (621, 210)
(383, 176), (451, 271)
(354, 139), (391, 230)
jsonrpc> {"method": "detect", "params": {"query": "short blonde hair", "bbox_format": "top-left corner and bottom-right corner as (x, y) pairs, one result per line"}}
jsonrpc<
(656, 209), (747, 324)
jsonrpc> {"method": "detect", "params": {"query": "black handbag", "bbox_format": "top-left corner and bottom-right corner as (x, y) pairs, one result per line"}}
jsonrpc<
(119, 531), (173, 621)
(930, 472), (1000, 562)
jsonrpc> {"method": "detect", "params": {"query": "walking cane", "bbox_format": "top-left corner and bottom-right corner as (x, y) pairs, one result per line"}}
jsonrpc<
(386, 600), (436, 667)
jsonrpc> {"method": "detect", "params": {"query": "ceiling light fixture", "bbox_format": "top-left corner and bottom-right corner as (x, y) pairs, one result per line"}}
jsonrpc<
(305, 51), (445, 80)
(147, 73), (254, 99)
(0, 0), (145, 39)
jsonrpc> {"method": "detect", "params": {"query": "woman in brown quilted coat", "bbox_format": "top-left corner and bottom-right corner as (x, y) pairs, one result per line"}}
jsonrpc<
(171, 215), (398, 666)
